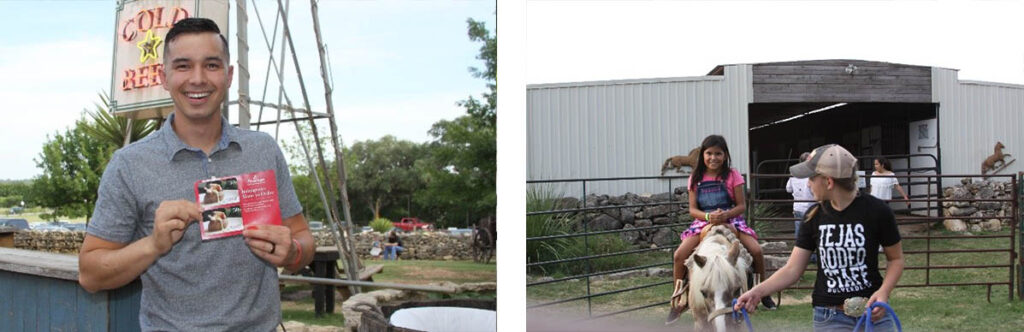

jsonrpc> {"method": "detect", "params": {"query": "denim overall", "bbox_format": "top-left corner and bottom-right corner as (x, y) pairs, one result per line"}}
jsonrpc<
(696, 179), (734, 212)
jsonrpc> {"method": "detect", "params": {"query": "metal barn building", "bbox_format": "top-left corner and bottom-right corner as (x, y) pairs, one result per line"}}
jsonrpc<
(527, 59), (1024, 200)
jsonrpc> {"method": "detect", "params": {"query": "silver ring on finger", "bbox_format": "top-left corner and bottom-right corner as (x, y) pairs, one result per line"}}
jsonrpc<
(270, 242), (276, 254)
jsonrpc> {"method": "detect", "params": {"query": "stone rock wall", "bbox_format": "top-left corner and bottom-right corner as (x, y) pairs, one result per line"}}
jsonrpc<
(14, 230), (84, 254)
(314, 231), (476, 261)
(941, 178), (1014, 233)
(552, 189), (693, 247)
(11, 230), (476, 261)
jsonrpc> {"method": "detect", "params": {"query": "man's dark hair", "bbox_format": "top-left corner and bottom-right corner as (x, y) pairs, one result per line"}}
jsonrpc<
(163, 17), (230, 60)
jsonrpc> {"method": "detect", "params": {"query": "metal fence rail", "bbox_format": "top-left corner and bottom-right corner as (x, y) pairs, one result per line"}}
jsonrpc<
(526, 171), (1021, 321)
(750, 173), (1017, 303)
(527, 175), (689, 317)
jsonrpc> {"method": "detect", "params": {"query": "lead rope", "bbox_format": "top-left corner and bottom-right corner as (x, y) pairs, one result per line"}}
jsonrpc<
(852, 302), (903, 332)
(730, 298), (755, 332)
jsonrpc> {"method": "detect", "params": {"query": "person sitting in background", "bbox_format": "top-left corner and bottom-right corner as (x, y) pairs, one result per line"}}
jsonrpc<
(384, 230), (405, 260)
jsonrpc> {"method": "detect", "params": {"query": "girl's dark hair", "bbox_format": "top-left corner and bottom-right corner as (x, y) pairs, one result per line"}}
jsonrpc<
(689, 135), (732, 191)
(875, 157), (893, 172)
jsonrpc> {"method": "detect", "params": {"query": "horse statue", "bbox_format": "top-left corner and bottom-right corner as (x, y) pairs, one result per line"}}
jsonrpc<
(685, 225), (752, 332)
(981, 141), (1013, 175)
(661, 147), (701, 175)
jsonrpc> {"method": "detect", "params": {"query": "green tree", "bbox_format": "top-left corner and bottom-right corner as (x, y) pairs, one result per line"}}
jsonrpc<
(290, 173), (328, 222)
(30, 93), (157, 222)
(0, 180), (31, 209)
(31, 117), (114, 221)
(345, 136), (427, 221)
(415, 18), (496, 227)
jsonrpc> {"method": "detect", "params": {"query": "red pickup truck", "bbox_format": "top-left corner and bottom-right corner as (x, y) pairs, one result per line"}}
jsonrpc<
(394, 217), (434, 232)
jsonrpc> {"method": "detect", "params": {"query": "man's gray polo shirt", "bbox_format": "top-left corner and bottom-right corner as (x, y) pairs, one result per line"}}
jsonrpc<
(88, 113), (302, 331)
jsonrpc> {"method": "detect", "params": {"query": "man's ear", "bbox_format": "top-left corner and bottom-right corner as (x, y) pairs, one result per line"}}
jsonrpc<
(227, 65), (234, 87)
(159, 66), (168, 91)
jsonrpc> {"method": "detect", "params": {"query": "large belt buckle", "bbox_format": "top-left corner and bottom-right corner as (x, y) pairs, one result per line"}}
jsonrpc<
(843, 297), (869, 317)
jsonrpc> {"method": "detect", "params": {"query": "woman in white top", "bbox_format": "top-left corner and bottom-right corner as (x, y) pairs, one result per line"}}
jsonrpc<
(869, 157), (909, 209)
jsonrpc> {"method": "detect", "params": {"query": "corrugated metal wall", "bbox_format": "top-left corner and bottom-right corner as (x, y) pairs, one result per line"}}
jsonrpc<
(527, 65), (753, 197)
(933, 68), (1024, 186)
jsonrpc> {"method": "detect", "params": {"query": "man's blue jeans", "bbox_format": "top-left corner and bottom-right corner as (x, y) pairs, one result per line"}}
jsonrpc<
(794, 211), (805, 238)
(813, 306), (896, 332)
(384, 245), (405, 260)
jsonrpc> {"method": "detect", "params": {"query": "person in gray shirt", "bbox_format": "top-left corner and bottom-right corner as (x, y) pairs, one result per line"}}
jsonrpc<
(78, 18), (314, 331)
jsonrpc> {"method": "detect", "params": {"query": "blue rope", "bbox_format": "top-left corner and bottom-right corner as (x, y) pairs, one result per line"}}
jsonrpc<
(730, 298), (755, 332)
(852, 302), (903, 332)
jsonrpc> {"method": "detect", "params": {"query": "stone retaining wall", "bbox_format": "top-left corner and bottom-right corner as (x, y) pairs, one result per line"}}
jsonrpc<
(12, 230), (476, 261)
(314, 231), (476, 260)
(551, 189), (693, 247)
(13, 230), (84, 254)
(941, 178), (1015, 232)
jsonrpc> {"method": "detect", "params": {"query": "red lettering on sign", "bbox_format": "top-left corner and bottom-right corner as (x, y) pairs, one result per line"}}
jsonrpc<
(122, 69), (136, 91)
(120, 6), (191, 42)
(121, 63), (165, 91)
(171, 7), (190, 25)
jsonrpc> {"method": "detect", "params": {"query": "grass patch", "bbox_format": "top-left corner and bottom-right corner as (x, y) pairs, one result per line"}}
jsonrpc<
(528, 228), (1024, 331)
(368, 259), (496, 285)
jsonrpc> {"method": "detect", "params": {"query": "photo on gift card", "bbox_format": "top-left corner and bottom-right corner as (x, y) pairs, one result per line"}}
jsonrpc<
(199, 177), (239, 208)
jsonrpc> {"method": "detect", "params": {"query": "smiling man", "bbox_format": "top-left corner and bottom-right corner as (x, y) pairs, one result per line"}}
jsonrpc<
(78, 18), (314, 331)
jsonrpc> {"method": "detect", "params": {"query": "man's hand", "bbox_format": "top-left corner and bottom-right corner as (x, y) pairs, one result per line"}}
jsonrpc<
(151, 200), (201, 255)
(243, 224), (296, 267)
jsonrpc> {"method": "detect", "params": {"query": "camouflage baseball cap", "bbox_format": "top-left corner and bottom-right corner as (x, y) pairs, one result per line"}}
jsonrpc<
(789, 144), (858, 179)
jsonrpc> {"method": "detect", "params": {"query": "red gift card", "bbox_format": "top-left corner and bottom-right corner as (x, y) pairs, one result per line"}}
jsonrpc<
(194, 170), (282, 240)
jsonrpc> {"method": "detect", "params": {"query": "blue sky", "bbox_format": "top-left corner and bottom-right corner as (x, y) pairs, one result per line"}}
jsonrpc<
(0, 0), (495, 180)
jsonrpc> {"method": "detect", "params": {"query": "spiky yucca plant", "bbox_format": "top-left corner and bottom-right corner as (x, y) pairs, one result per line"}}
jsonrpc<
(80, 92), (158, 147)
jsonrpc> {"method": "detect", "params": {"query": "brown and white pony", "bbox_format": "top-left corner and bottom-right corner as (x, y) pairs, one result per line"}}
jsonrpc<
(686, 225), (752, 332)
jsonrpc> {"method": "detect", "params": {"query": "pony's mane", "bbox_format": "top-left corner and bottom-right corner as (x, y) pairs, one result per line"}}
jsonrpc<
(684, 225), (752, 314)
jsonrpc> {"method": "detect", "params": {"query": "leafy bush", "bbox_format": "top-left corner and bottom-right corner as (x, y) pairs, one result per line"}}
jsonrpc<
(746, 202), (785, 236)
(527, 187), (639, 277)
(555, 233), (635, 277)
(369, 218), (393, 233)
(527, 187), (571, 275)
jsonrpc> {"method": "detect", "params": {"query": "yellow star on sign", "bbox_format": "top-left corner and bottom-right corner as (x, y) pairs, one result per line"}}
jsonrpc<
(137, 29), (163, 64)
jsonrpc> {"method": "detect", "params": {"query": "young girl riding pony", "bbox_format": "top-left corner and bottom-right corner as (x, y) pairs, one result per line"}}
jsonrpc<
(667, 135), (776, 324)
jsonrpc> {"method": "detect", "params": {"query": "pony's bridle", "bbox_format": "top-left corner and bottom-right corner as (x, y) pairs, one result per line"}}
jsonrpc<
(706, 299), (755, 332)
(706, 306), (734, 322)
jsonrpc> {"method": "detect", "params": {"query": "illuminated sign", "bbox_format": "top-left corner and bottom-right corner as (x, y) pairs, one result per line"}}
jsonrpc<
(110, 0), (228, 119)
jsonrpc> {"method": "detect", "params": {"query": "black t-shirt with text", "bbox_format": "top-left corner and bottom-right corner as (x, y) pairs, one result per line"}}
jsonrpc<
(795, 194), (901, 306)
